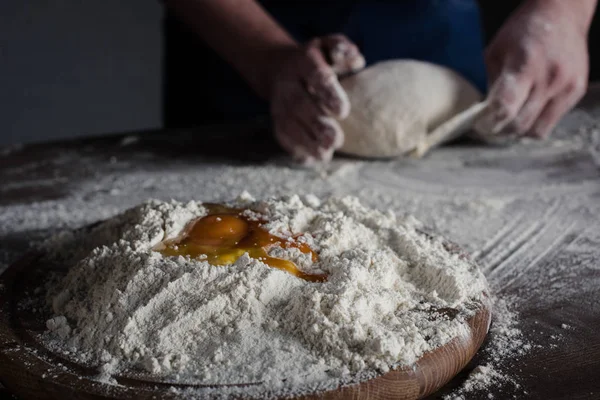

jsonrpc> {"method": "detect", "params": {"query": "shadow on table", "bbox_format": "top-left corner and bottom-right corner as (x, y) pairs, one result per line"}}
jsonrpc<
(0, 119), (503, 209)
(1, 118), (496, 167)
(67, 119), (284, 165)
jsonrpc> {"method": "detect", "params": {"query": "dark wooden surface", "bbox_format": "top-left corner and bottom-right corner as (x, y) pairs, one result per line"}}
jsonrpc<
(0, 92), (600, 399)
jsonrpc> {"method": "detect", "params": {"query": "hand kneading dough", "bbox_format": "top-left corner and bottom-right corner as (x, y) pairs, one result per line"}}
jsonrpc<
(338, 60), (482, 158)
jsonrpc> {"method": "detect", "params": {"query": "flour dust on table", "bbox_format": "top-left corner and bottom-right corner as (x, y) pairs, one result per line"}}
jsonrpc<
(42, 193), (489, 398)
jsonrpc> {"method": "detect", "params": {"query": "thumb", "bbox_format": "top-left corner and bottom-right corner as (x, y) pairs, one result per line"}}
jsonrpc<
(320, 34), (366, 76)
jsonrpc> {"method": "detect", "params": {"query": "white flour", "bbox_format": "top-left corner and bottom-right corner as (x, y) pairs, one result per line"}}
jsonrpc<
(441, 297), (526, 399)
(444, 364), (508, 400)
(43, 194), (488, 397)
(2, 95), (600, 398)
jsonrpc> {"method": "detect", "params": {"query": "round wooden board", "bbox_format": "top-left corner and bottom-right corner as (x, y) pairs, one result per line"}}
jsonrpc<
(0, 251), (491, 400)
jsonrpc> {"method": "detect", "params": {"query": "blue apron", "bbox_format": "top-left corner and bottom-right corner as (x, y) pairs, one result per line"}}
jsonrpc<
(163, 0), (486, 127)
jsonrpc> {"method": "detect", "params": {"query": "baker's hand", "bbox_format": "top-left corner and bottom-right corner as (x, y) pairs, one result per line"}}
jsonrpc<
(475, 0), (591, 139)
(268, 35), (365, 164)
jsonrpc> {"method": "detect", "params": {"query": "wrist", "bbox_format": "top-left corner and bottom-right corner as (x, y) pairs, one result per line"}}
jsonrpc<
(564, 0), (597, 32)
(527, 0), (597, 33)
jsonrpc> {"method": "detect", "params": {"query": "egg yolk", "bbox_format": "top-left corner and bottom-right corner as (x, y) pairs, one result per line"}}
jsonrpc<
(158, 205), (326, 282)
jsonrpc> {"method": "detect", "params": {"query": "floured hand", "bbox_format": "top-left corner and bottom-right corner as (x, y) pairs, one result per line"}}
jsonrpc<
(475, 0), (594, 139)
(268, 35), (365, 165)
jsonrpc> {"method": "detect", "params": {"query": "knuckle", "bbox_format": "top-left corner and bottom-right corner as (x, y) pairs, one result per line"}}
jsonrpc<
(548, 63), (568, 87)
(306, 71), (334, 93)
(520, 41), (541, 64)
(495, 99), (519, 121)
(316, 116), (339, 135)
(304, 45), (320, 60)
(306, 38), (320, 49)
(492, 73), (519, 97)
(571, 78), (587, 97)
(326, 33), (348, 43)
(326, 34), (358, 57)
(507, 42), (540, 74)
(559, 79), (586, 105)
(564, 83), (578, 98)
(308, 68), (334, 88)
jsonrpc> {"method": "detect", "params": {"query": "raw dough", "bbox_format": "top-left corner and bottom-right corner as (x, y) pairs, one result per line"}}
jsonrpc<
(338, 60), (482, 158)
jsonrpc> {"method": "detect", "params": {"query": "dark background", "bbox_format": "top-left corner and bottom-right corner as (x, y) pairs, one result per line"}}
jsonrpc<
(1, 1), (600, 146)
(0, 1), (162, 146)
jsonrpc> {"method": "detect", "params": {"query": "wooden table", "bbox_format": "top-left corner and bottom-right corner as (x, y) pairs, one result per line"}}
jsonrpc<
(1, 92), (600, 399)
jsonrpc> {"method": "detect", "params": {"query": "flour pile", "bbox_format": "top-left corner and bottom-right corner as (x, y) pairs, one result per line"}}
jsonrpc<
(43, 194), (488, 397)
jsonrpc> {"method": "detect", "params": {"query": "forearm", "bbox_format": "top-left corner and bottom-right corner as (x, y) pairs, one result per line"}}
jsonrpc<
(165, 0), (297, 99)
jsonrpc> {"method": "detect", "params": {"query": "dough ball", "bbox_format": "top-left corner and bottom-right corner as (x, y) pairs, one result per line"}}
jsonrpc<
(338, 60), (482, 158)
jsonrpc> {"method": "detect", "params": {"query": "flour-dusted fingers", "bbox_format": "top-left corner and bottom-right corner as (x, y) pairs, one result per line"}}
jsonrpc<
(275, 129), (317, 165)
(530, 82), (586, 138)
(292, 113), (340, 163)
(509, 84), (547, 135)
(290, 88), (344, 150)
(475, 71), (533, 136)
(320, 34), (366, 76)
(301, 113), (344, 151)
(270, 79), (328, 161)
(267, 35), (362, 162)
(301, 42), (350, 119)
(274, 115), (322, 164)
(512, 61), (581, 137)
(477, 0), (592, 140)
(272, 90), (323, 164)
(315, 116), (344, 150)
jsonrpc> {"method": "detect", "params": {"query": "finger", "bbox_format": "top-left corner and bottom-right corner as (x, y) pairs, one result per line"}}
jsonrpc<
(320, 34), (366, 75)
(274, 115), (321, 162)
(302, 42), (351, 119)
(316, 146), (335, 163)
(272, 77), (343, 152)
(509, 83), (547, 135)
(514, 63), (577, 136)
(293, 112), (340, 161)
(530, 84), (585, 138)
(288, 88), (343, 150)
(475, 71), (533, 135)
(276, 129), (317, 164)
(302, 115), (344, 151)
(316, 116), (344, 149)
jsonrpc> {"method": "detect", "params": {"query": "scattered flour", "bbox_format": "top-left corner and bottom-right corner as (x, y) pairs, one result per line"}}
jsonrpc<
(42, 194), (488, 398)
(2, 98), (600, 398)
(441, 297), (526, 399)
(444, 364), (507, 400)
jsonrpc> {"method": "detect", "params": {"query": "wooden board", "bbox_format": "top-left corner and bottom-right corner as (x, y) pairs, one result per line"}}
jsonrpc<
(0, 248), (491, 400)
